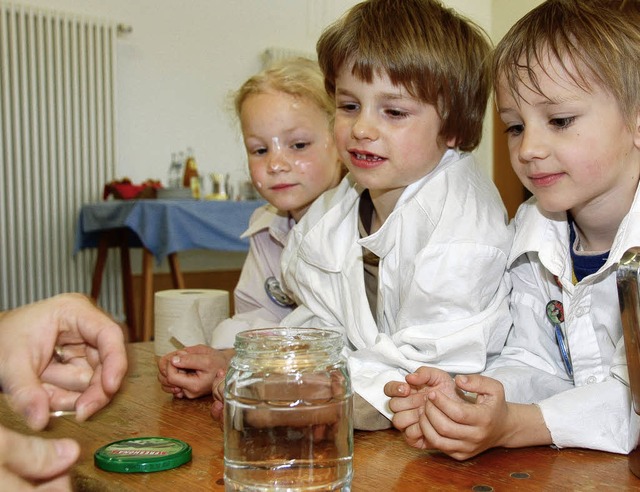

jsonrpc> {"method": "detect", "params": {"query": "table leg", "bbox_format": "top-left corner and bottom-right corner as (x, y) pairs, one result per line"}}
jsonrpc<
(168, 253), (185, 289)
(141, 248), (154, 342)
(90, 235), (110, 300)
(119, 237), (137, 343)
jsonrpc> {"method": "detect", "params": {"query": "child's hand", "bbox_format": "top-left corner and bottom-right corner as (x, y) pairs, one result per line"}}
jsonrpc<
(157, 345), (233, 399)
(417, 374), (542, 460)
(385, 366), (459, 449)
(210, 369), (226, 426)
(157, 349), (186, 397)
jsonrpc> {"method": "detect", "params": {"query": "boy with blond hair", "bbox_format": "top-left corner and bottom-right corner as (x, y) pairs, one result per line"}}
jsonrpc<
(385, 0), (640, 457)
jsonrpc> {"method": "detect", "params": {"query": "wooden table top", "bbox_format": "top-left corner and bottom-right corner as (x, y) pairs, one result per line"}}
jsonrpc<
(1, 342), (637, 491)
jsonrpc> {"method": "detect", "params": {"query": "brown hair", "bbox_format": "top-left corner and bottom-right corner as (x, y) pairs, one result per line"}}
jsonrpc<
(234, 57), (334, 123)
(493, 0), (640, 128)
(316, 0), (492, 152)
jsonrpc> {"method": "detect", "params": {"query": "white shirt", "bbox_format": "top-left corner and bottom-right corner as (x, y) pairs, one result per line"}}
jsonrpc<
(484, 187), (640, 453)
(209, 204), (296, 349)
(281, 149), (513, 417)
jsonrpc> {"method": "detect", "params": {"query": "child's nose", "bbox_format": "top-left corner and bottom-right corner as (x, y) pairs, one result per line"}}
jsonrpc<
(267, 151), (291, 173)
(351, 112), (378, 141)
(518, 126), (549, 162)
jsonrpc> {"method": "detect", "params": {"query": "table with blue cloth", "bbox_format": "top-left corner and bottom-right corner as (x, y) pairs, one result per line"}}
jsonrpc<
(76, 199), (265, 341)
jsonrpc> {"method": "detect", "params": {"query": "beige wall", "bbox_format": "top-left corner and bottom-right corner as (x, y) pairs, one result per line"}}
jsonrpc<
(492, 0), (544, 42)
(18, 0), (544, 187)
(10, 0), (546, 276)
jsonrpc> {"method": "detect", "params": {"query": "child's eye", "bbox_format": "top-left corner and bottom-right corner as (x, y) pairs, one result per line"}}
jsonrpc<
(504, 124), (524, 136)
(337, 102), (359, 112)
(550, 116), (575, 129)
(251, 147), (268, 156)
(385, 108), (409, 119)
(291, 141), (310, 150)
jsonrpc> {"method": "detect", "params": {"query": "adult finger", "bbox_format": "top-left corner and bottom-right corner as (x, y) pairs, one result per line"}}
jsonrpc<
(0, 426), (80, 480)
(6, 385), (52, 431)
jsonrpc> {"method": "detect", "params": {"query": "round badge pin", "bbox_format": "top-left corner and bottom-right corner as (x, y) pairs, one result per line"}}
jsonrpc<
(94, 437), (192, 473)
(264, 276), (296, 307)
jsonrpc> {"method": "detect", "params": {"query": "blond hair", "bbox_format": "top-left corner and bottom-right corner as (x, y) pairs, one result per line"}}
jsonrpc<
(234, 57), (334, 122)
(316, 0), (492, 152)
(493, 0), (640, 128)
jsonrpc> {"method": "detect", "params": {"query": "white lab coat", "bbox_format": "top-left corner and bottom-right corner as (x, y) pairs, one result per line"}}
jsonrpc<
(281, 149), (513, 417)
(484, 187), (640, 453)
(209, 204), (296, 349)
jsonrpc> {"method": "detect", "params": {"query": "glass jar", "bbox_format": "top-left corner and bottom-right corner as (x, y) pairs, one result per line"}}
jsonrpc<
(224, 327), (353, 491)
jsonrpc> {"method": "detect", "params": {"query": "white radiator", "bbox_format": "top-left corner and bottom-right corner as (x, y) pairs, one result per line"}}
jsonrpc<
(0, 2), (121, 315)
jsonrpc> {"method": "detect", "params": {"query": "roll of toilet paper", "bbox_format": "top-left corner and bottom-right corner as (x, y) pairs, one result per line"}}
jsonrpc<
(154, 289), (229, 356)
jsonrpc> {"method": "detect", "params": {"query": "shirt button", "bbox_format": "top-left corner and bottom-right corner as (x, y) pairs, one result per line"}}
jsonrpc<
(575, 307), (586, 317)
(586, 376), (597, 384)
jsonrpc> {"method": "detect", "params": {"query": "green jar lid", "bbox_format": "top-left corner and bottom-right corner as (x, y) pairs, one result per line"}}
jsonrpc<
(94, 437), (192, 473)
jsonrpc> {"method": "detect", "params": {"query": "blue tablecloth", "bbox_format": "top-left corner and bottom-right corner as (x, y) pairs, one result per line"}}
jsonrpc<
(75, 199), (266, 261)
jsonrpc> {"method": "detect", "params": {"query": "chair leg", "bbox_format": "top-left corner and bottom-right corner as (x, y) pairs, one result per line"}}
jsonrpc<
(168, 253), (185, 289)
(141, 249), (154, 342)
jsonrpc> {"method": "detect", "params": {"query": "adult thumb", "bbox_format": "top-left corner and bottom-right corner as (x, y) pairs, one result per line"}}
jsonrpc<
(8, 385), (52, 431)
(1, 426), (80, 480)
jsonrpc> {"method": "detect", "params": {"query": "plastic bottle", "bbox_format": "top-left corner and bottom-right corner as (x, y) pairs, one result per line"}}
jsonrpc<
(168, 152), (182, 188)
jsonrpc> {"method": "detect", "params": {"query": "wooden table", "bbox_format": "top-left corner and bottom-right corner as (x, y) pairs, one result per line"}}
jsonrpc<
(1, 342), (637, 491)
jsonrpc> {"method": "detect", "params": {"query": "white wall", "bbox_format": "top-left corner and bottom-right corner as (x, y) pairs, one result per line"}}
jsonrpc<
(21, 0), (501, 189)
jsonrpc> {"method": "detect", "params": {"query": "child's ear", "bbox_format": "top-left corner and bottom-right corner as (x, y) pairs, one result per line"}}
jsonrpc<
(635, 111), (640, 149)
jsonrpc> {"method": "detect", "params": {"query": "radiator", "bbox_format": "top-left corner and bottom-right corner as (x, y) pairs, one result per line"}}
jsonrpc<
(0, 2), (121, 316)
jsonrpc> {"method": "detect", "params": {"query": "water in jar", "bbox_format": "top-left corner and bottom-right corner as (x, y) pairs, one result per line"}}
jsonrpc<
(224, 328), (353, 491)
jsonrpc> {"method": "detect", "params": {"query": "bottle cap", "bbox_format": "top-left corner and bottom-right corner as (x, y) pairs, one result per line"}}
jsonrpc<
(94, 437), (192, 473)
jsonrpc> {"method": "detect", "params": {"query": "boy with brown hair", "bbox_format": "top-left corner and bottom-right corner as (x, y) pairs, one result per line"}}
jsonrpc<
(280, 0), (512, 430)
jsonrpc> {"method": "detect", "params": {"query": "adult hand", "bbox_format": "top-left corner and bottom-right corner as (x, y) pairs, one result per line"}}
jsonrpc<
(0, 424), (79, 491)
(0, 293), (128, 431)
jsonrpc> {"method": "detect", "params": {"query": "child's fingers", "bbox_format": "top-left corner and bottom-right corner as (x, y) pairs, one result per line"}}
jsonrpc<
(211, 369), (226, 400)
(390, 401), (425, 432)
(418, 406), (475, 461)
(425, 392), (464, 434)
(383, 380), (410, 397)
(170, 353), (209, 371)
(210, 399), (224, 422)
(388, 391), (427, 413)
(401, 421), (429, 449)
(182, 344), (214, 355)
(454, 374), (503, 399)
(406, 367), (451, 387)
